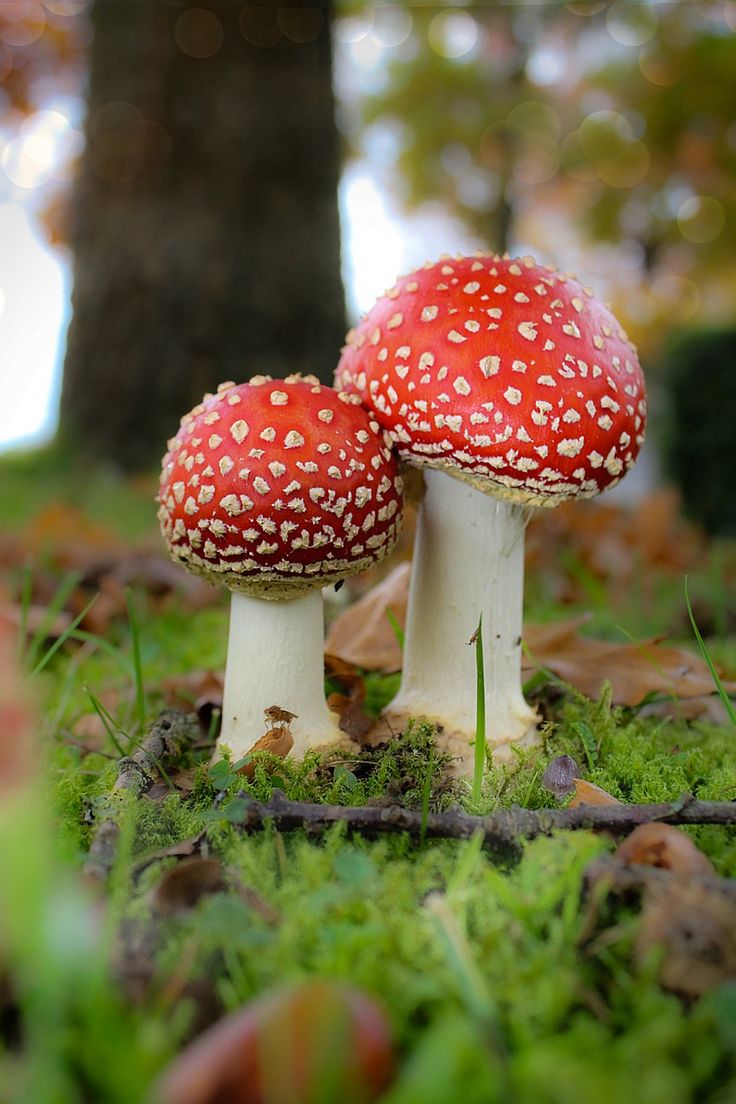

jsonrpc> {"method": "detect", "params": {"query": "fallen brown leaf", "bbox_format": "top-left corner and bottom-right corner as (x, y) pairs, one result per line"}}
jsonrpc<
(237, 726), (294, 780)
(161, 670), (224, 738)
(523, 619), (736, 708)
(324, 562), (409, 671)
(569, 779), (620, 808)
(153, 980), (395, 1104)
(615, 823), (715, 878)
(325, 567), (733, 712)
(324, 653), (376, 742)
(153, 858), (228, 916)
(636, 882), (736, 999)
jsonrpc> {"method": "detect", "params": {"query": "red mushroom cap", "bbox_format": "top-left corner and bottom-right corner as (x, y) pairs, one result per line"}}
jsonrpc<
(158, 375), (404, 598)
(336, 254), (647, 507)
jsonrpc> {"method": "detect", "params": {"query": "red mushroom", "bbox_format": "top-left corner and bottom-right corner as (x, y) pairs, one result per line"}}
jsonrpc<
(336, 254), (646, 771)
(158, 375), (403, 760)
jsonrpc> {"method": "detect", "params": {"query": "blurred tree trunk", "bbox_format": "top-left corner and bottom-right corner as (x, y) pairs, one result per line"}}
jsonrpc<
(60, 0), (346, 471)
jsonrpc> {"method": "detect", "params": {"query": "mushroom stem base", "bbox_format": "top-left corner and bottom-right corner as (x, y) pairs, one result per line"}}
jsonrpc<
(386, 469), (539, 774)
(217, 589), (343, 760)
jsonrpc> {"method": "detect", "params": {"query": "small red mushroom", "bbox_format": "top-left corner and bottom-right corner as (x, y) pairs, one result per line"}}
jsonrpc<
(336, 254), (646, 770)
(158, 375), (403, 759)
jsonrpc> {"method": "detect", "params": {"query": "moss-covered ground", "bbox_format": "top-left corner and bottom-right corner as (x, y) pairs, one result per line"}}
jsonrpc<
(1, 453), (735, 1103)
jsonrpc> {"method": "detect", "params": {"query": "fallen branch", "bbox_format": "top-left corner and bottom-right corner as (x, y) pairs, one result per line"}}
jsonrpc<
(84, 710), (200, 884)
(233, 790), (736, 858)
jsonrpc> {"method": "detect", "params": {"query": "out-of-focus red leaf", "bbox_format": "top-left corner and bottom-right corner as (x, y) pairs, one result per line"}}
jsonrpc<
(153, 980), (395, 1104)
(0, 604), (35, 793)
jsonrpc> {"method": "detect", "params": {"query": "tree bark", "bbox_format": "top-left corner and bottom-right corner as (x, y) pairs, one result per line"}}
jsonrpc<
(60, 0), (346, 471)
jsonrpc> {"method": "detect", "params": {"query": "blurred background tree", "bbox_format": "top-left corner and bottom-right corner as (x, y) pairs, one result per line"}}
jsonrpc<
(60, 0), (345, 470)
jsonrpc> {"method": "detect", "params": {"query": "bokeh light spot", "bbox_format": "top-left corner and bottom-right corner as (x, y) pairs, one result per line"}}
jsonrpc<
(277, 7), (323, 44)
(174, 8), (224, 59)
(596, 140), (649, 188)
(239, 6), (282, 47)
(0, 1), (46, 47)
(1, 110), (78, 189)
(606, 2), (657, 47)
(428, 10), (477, 59)
(579, 110), (632, 159)
(333, 14), (373, 45)
(677, 196), (726, 243)
(527, 44), (568, 87)
(370, 6), (412, 49)
(560, 130), (597, 182)
(639, 51), (677, 86)
(456, 168), (499, 212)
(507, 100), (561, 141)
(651, 274), (700, 320)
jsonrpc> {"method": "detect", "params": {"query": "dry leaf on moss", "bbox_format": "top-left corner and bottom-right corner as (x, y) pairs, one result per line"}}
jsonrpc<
(153, 858), (228, 916)
(568, 779), (620, 808)
(237, 726), (294, 779)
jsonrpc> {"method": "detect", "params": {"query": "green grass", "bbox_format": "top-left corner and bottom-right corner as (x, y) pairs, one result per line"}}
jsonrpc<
(2, 453), (736, 1103)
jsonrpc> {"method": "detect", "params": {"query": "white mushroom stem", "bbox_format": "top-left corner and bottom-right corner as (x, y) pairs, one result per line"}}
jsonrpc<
(386, 468), (539, 771)
(218, 588), (343, 760)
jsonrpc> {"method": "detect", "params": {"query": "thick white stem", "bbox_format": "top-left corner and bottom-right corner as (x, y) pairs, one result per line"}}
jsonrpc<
(217, 589), (343, 760)
(387, 468), (538, 771)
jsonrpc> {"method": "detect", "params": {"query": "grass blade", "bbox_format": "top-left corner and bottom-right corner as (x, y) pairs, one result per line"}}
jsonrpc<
(684, 576), (736, 727)
(25, 572), (81, 672)
(29, 594), (100, 678)
(471, 614), (486, 803)
(86, 691), (128, 758)
(386, 607), (405, 650)
(125, 589), (147, 731)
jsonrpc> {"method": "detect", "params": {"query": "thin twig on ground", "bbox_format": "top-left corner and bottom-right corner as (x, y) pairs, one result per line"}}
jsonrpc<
(84, 710), (200, 884)
(232, 790), (736, 859)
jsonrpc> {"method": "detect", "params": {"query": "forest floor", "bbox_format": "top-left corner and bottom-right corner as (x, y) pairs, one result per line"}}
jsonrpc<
(1, 446), (735, 1104)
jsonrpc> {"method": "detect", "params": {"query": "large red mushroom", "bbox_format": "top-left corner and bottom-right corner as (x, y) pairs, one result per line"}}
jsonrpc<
(158, 375), (403, 760)
(336, 254), (646, 771)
